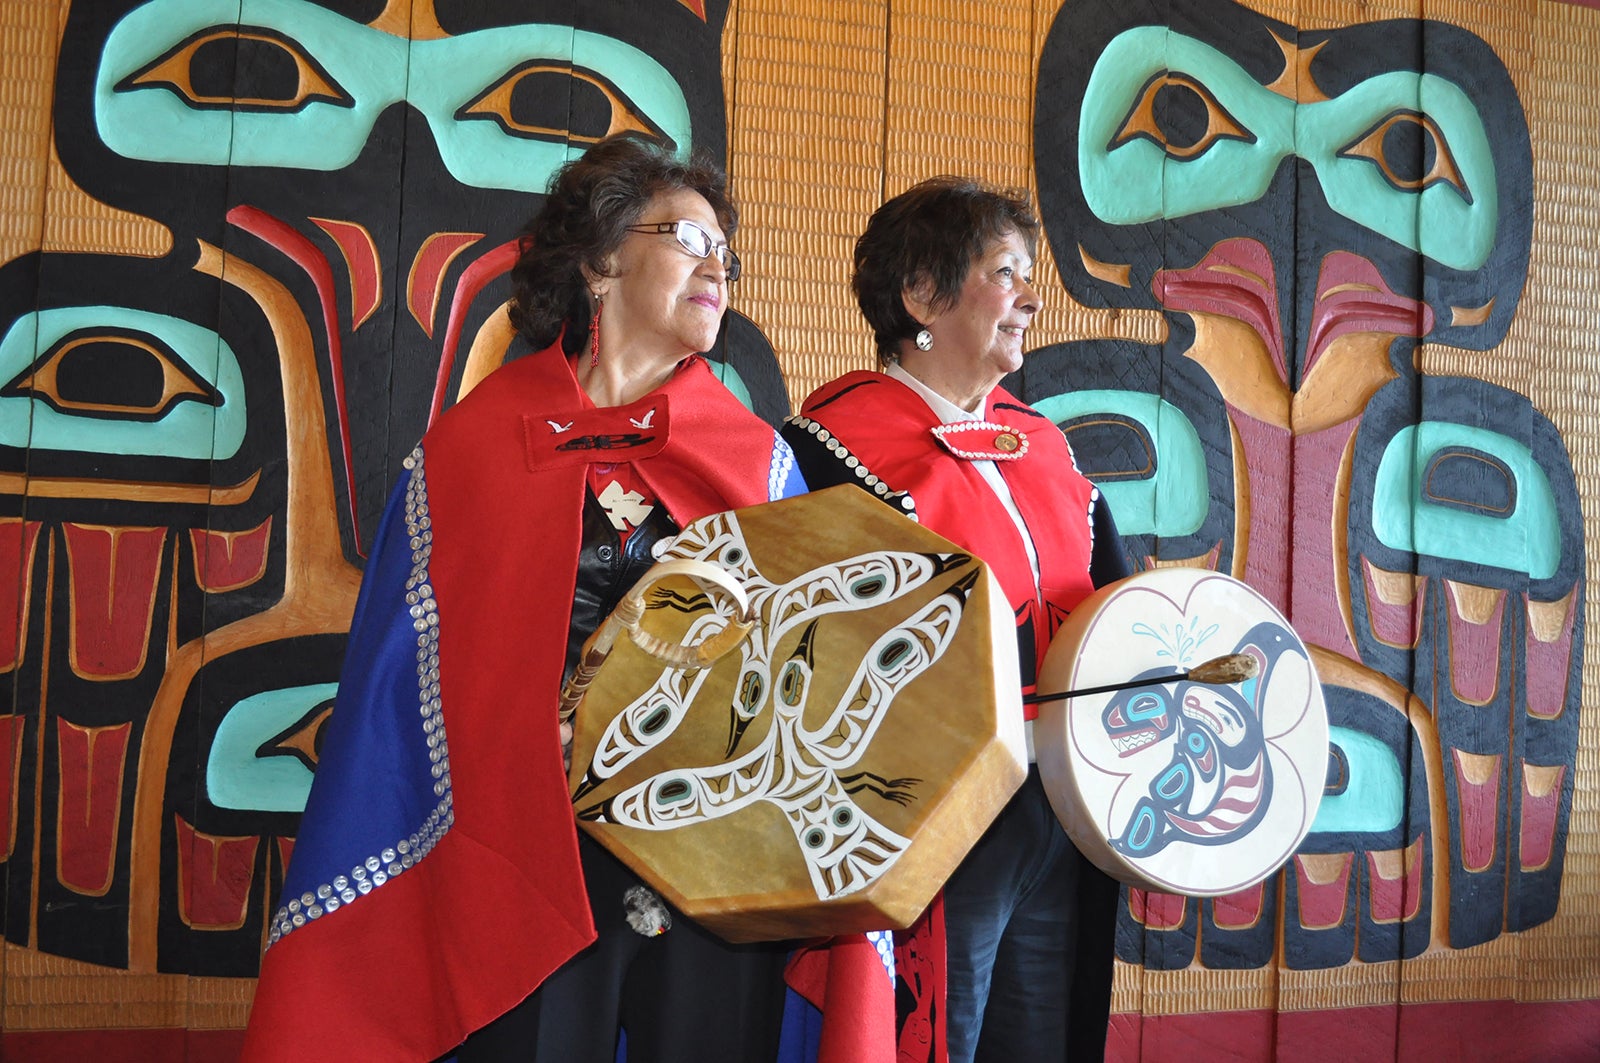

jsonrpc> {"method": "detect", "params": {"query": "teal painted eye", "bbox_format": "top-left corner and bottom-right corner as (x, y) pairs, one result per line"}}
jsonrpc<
(207, 684), (338, 812)
(1372, 423), (1559, 578)
(1122, 806), (1159, 852)
(1032, 390), (1207, 538)
(877, 638), (913, 671)
(0, 307), (246, 459)
(639, 706), (670, 735)
(96, 2), (694, 194)
(850, 575), (886, 599)
(725, 547), (744, 565)
(805, 828), (826, 848)
(655, 778), (692, 805)
(1080, 28), (1497, 269)
(832, 807), (854, 829)
(739, 672), (765, 712)
(1309, 728), (1404, 835)
(779, 662), (805, 706)
(1127, 692), (1168, 723)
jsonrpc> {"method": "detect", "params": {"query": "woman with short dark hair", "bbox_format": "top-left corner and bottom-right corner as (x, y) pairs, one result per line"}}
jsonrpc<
(246, 135), (801, 1063)
(783, 176), (1128, 1063)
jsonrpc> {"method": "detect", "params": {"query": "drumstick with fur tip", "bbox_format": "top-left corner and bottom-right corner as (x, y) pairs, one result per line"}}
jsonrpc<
(1021, 652), (1259, 705)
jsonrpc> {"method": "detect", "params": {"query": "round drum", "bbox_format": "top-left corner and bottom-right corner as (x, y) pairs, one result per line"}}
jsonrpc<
(1034, 569), (1328, 896)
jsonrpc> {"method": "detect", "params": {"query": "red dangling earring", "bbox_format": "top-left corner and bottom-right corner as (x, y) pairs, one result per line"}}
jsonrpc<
(589, 297), (603, 368)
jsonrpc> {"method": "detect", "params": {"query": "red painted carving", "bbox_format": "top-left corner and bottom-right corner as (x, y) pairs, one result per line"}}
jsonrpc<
(428, 239), (520, 426)
(310, 217), (384, 329)
(1518, 763), (1565, 872)
(1155, 242), (1432, 659)
(228, 203), (362, 550)
(1293, 853), (1353, 930)
(408, 232), (484, 337)
(1128, 888), (1187, 930)
(1303, 252), (1431, 377)
(0, 713), (22, 859)
(1450, 748), (1501, 874)
(56, 719), (132, 895)
(189, 518), (273, 593)
(1524, 591), (1577, 720)
(1361, 561), (1426, 649)
(0, 518), (42, 670)
(1443, 582), (1506, 706)
(1211, 882), (1265, 930)
(61, 524), (166, 680)
(175, 814), (259, 930)
(1365, 839), (1424, 924)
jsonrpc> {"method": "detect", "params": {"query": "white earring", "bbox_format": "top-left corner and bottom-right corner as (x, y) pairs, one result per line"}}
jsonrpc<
(914, 329), (933, 351)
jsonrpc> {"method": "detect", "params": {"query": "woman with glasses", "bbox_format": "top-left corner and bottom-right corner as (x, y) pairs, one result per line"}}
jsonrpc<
(782, 177), (1130, 1063)
(245, 135), (802, 1063)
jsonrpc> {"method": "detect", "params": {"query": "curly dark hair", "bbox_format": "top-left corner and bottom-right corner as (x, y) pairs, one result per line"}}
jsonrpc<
(507, 135), (738, 353)
(852, 176), (1039, 364)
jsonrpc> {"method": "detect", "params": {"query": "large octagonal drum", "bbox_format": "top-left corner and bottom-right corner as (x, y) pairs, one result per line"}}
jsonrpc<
(1034, 568), (1328, 896)
(566, 486), (1027, 942)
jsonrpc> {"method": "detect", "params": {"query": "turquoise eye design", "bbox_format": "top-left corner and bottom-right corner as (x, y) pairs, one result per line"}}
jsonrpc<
(1371, 422), (1560, 579)
(208, 684), (338, 812)
(1308, 727), (1405, 834)
(0, 306), (246, 459)
(1033, 390), (1208, 538)
(654, 778), (693, 805)
(1078, 27), (1497, 270)
(96, 0), (693, 193)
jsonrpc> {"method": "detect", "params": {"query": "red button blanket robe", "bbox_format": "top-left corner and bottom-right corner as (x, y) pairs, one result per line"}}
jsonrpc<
(243, 347), (801, 1061)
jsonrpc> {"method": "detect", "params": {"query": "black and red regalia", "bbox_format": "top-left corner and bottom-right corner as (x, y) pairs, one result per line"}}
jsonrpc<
(244, 343), (805, 1062)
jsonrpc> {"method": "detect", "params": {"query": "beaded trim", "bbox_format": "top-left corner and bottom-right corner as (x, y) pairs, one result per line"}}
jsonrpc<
(266, 446), (455, 948)
(929, 421), (1031, 461)
(768, 433), (797, 500)
(785, 415), (917, 521)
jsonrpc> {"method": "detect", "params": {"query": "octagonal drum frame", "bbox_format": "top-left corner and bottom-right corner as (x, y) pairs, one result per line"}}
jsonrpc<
(567, 486), (1026, 942)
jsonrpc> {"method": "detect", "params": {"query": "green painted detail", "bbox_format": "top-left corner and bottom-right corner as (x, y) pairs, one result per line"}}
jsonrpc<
(655, 778), (693, 805)
(1372, 422), (1560, 579)
(739, 672), (765, 712)
(1031, 389), (1207, 537)
(1078, 27), (1497, 270)
(876, 638), (912, 672)
(850, 575), (886, 599)
(1309, 726), (1404, 834)
(207, 683), (337, 812)
(98, 0), (691, 193)
(780, 661), (806, 706)
(0, 306), (246, 458)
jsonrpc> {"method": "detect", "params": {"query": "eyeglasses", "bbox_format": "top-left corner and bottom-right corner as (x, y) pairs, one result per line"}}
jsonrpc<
(625, 220), (741, 281)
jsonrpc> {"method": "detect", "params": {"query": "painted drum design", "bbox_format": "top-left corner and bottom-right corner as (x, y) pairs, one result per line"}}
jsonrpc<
(1035, 569), (1329, 896)
(566, 486), (1027, 943)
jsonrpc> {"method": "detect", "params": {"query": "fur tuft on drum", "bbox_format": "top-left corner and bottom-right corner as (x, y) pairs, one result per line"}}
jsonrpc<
(1034, 569), (1328, 897)
(567, 486), (1027, 942)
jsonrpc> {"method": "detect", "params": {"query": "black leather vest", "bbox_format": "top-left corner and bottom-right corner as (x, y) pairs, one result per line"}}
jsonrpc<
(563, 488), (678, 679)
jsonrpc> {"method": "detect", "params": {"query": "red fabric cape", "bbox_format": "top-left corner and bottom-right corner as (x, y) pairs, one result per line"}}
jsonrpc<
(245, 348), (782, 1062)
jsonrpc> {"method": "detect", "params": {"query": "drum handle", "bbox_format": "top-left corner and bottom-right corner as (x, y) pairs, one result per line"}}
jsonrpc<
(1021, 651), (1257, 705)
(558, 559), (755, 722)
